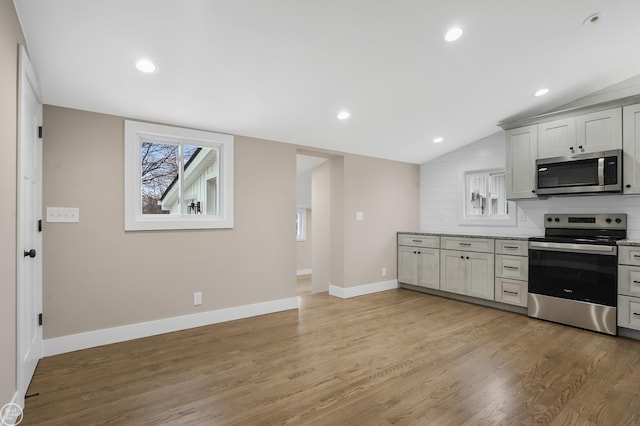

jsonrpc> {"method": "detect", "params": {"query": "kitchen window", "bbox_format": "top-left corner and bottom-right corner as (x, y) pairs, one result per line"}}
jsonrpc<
(124, 120), (234, 230)
(461, 170), (515, 225)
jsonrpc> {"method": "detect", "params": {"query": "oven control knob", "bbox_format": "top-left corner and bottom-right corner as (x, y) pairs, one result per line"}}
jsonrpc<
(616, 218), (622, 224)
(554, 217), (560, 222)
(606, 218), (612, 223)
(547, 217), (552, 222)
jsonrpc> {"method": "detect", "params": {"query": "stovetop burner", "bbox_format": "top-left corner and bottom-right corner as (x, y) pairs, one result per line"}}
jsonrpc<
(533, 213), (627, 245)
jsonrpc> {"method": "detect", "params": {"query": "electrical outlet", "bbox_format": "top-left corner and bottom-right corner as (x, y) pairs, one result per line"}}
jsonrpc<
(356, 211), (364, 221)
(193, 292), (202, 306)
(382, 267), (387, 277)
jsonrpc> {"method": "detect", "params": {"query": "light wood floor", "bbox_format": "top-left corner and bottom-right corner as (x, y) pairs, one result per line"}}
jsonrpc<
(22, 277), (640, 425)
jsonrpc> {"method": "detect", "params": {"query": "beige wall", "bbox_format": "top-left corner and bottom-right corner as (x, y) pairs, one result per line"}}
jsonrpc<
(42, 106), (297, 338)
(296, 209), (312, 272)
(311, 161), (331, 292)
(311, 152), (420, 291)
(0, 0), (26, 405)
(342, 154), (419, 287)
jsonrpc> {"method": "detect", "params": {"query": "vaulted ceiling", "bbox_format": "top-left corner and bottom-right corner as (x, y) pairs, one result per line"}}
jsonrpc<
(14, 0), (640, 164)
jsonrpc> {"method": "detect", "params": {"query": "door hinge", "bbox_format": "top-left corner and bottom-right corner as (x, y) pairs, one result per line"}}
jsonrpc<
(38, 126), (43, 139)
(38, 313), (43, 326)
(38, 219), (42, 232)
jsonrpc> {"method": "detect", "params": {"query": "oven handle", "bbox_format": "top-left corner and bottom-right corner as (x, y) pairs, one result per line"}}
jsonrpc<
(528, 241), (617, 255)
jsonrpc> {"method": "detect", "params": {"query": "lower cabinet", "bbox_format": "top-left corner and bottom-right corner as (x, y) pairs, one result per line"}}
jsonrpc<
(397, 245), (440, 289)
(440, 249), (494, 300)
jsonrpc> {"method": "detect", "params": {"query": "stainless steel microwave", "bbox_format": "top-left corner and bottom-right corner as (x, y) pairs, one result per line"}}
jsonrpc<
(536, 149), (622, 195)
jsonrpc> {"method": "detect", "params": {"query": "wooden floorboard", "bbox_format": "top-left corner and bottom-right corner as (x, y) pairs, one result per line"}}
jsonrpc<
(22, 278), (640, 425)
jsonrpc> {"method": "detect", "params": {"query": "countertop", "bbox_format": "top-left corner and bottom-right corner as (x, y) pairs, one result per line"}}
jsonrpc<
(618, 240), (640, 246)
(398, 232), (532, 241)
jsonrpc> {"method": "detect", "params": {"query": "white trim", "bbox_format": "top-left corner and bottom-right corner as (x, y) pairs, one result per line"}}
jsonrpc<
(329, 279), (398, 299)
(124, 120), (234, 231)
(296, 268), (312, 276)
(42, 297), (298, 357)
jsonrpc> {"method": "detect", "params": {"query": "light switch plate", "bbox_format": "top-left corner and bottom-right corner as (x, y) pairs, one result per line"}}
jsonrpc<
(46, 207), (80, 223)
(356, 211), (364, 221)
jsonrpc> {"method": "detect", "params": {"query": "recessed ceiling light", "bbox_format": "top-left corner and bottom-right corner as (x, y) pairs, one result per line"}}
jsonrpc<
(337, 111), (350, 120)
(534, 88), (550, 97)
(433, 137), (444, 143)
(136, 59), (157, 73)
(444, 27), (463, 42)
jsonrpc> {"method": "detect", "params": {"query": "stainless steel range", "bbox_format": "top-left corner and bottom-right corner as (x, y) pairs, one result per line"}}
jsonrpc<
(528, 213), (627, 335)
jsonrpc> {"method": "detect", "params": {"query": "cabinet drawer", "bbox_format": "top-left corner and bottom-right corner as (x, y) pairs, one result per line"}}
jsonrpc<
(619, 246), (640, 266)
(495, 240), (528, 256)
(495, 255), (528, 280)
(495, 278), (528, 307)
(441, 237), (494, 253)
(618, 295), (640, 331)
(618, 265), (640, 297)
(398, 234), (439, 249)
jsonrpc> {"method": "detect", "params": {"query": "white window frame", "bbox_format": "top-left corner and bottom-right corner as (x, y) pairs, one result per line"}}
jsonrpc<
(296, 208), (307, 241)
(460, 169), (516, 226)
(124, 120), (234, 231)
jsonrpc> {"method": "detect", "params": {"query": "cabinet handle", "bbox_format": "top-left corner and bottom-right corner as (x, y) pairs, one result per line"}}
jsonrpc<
(633, 313), (640, 317)
(466, 256), (469, 260)
(504, 266), (519, 270)
(412, 239), (423, 243)
(503, 290), (519, 295)
(459, 242), (472, 246)
(633, 280), (640, 284)
(627, 184), (631, 189)
(503, 245), (519, 249)
(569, 146), (574, 151)
(460, 256), (464, 259)
(634, 255), (640, 258)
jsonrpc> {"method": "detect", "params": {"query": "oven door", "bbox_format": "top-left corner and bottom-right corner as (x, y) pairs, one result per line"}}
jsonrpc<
(528, 242), (617, 307)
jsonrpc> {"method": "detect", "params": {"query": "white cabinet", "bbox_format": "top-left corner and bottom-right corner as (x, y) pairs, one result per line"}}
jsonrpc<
(397, 234), (440, 290)
(494, 239), (528, 307)
(618, 245), (640, 330)
(538, 117), (576, 158)
(505, 125), (538, 199)
(537, 107), (622, 159)
(440, 237), (494, 301)
(623, 103), (640, 195)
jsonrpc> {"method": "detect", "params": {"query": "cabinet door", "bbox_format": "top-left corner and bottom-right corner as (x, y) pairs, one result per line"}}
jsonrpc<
(538, 117), (576, 158)
(397, 246), (418, 285)
(440, 250), (466, 295)
(623, 104), (640, 194)
(466, 252), (495, 300)
(576, 107), (622, 154)
(417, 248), (439, 289)
(505, 126), (538, 199)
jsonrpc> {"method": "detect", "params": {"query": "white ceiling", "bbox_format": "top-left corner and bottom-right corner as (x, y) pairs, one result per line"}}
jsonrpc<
(13, 0), (640, 164)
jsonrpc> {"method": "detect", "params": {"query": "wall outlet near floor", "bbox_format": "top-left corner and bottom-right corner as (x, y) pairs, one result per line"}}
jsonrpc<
(193, 292), (202, 306)
(382, 267), (387, 277)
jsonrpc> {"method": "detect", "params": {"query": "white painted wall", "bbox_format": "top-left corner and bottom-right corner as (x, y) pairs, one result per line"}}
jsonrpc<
(420, 131), (640, 239)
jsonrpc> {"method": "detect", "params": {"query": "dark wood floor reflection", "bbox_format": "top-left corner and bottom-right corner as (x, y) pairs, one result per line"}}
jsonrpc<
(22, 278), (640, 425)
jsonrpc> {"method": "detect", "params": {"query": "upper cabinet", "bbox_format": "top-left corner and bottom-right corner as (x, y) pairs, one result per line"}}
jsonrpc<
(537, 107), (621, 159)
(505, 125), (537, 199)
(623, 103), (640, 194)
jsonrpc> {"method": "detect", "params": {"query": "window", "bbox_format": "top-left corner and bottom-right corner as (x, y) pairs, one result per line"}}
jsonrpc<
(125, 120), (234, 230)
(296, 208), (306, 241)
(462, 170), (515, 225)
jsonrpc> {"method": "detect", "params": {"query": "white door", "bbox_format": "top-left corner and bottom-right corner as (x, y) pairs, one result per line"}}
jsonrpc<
(17, 45), (43, 406)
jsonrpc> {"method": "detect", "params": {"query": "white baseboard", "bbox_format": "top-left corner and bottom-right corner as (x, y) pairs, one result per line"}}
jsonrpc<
(329, 279), (398, 299)
(296, 268), (312, 276)
(43, 297), (299, 357)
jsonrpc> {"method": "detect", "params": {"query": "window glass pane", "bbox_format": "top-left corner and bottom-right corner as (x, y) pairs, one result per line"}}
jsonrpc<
(489, 173), (507, 216)
(140, 140), (179, 215)
(181, 145), (219, 215)
(468, 174), (486, 217)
